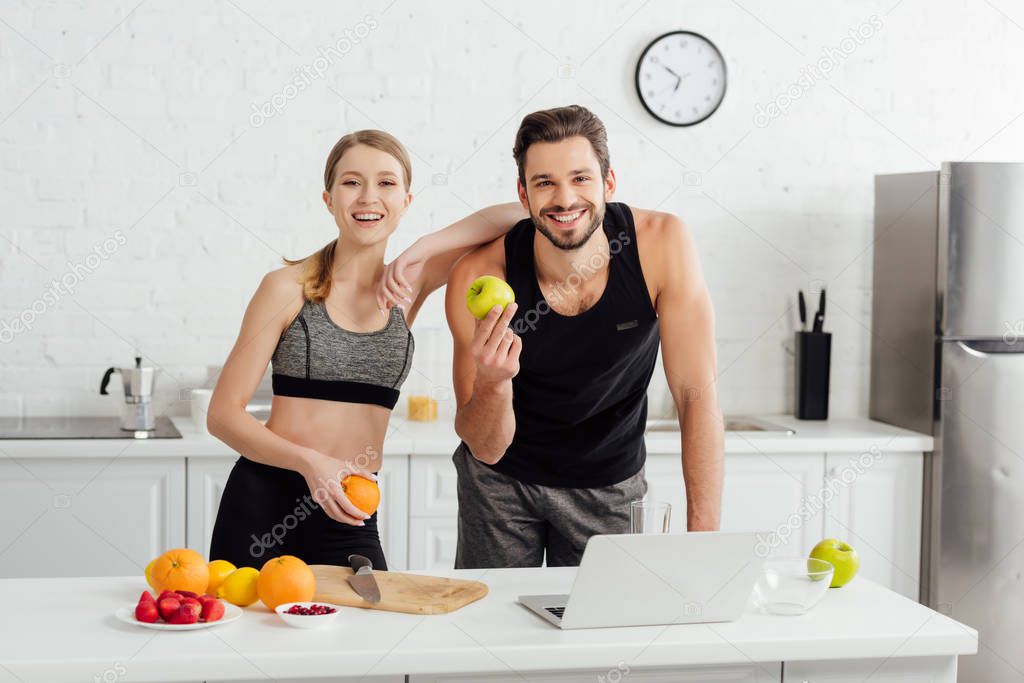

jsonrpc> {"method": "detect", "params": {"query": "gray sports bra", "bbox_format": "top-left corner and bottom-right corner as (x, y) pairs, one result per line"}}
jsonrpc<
(271, 300), (414, 409)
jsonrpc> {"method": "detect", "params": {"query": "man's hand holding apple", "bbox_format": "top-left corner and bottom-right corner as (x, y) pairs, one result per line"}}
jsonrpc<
(471, 302), (522, 388)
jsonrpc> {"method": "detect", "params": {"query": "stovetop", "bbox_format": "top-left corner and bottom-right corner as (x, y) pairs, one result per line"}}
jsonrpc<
(0, 416), (182, 439)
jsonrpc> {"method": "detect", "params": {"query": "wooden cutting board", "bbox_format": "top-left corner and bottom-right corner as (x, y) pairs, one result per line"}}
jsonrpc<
(310, 564), (488, 615)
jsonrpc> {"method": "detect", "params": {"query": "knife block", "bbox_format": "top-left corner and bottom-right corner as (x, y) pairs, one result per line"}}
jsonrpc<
(795, 331), (831, 420)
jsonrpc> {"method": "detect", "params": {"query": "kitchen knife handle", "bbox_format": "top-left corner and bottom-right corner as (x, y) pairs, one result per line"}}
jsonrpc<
(349, 553), (373, 572)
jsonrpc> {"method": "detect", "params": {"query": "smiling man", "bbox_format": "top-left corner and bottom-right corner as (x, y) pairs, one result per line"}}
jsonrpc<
(445, 104), (723, 568)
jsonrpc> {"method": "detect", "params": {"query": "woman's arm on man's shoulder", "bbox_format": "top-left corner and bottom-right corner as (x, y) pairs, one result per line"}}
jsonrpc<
(376, 202), (527, 318)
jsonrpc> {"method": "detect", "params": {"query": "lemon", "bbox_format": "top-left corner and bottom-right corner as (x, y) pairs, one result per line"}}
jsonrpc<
(145, 558), (159, 591)
(207, 559), (237, 595)
(217, 567), (260, 607)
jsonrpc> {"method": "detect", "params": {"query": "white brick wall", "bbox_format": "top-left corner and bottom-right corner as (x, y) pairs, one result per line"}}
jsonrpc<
(2, 0), (1023, 421)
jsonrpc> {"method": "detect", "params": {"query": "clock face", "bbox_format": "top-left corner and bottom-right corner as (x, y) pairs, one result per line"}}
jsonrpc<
(635, 31), (727, 126)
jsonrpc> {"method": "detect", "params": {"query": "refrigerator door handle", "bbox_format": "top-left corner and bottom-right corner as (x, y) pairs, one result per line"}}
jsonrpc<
(955, 339), (1024, 357)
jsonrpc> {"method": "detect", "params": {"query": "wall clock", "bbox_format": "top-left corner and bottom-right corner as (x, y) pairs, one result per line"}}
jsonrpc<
(635, 31), (727, 126)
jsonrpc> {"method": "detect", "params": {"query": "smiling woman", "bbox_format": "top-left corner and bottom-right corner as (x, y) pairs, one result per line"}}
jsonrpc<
(203, 129), (528, 571)
(284, 130), (414, 304)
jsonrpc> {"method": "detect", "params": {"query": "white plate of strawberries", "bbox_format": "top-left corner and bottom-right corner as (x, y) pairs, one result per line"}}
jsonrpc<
(116, 589), (242, 630)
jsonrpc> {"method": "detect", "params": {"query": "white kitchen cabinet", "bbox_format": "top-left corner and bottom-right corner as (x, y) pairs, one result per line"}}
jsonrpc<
(823, 452), (923, 600)
(783, 655), (955, 682)
(411, 663), (781, 682)
(186, 456), (236, 560)
(0, 432), (923, 595)
(407, 454), (458, 571)
(409, 453), (458, 516)
(378, 454), (409, 570)
(721, 453), (826, 557)
(185, 454), (410, 570)
(644, 453), (826, 557)
(408, 515), (459, 572)
(0, 457), (185, 578)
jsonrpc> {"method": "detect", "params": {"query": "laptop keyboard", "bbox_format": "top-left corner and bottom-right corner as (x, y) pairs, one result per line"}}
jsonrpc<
(545, 606), (566, 618)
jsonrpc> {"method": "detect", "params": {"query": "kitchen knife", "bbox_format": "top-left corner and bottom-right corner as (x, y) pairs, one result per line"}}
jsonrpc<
(798, 290), (807, 331)
(347, 554), (381, 604)
(812, 289), (825, 333)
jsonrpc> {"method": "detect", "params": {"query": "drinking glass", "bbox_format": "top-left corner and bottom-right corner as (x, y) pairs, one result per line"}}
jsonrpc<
(629, 500), (672, 534)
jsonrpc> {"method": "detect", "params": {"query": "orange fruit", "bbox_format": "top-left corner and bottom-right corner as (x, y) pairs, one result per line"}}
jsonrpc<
(341, 475), (380, 516)
(257, 555), (315, 611)
(207, 559), (237, 595)
(151, 548), (210, 595)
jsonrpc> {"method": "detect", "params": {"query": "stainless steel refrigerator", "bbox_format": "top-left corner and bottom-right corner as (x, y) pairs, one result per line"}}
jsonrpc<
(871, 162), (1024, 682)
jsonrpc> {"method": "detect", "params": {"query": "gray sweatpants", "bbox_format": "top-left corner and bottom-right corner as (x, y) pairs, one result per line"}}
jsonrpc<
(452, 442), (648, 569)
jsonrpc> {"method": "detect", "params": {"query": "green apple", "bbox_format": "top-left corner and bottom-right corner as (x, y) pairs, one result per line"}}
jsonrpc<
(809, 538), (860, 588)
(466, 275), (515, 320)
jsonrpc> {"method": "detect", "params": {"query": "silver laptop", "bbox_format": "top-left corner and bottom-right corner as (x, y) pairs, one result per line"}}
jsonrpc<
(518, 531), (765, 629)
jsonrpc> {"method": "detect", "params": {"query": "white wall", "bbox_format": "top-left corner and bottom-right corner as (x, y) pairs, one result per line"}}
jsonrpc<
(2, 0), (1023, 421)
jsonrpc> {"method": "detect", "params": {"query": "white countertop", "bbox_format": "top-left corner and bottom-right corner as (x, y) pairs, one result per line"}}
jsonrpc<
(0, 567), (975, 681)
(645, 414), (933, 454)
(0, 414), (933, 459)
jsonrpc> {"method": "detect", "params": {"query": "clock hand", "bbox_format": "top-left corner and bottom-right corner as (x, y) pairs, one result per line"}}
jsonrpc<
(671, 71), (695, 93)
(673, 73), (692, 93)
(662, 65), (683, 93)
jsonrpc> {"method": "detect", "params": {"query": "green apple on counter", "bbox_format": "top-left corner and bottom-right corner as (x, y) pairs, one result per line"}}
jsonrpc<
(809, 538), (860, 588)
(466, 275), (515, 320)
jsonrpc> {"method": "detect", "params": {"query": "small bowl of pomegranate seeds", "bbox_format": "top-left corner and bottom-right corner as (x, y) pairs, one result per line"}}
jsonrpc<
(275, 602), (342, 629)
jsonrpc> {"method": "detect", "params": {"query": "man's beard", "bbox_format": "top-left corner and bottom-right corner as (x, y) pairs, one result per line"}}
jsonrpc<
(531, 200), (605, 251)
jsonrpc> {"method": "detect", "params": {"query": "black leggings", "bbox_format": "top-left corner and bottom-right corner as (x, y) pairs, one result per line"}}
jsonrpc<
(209, 455), (387, 570)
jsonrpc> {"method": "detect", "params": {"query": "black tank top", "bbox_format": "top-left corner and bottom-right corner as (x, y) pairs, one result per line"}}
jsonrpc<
(479, 201), (660, 488)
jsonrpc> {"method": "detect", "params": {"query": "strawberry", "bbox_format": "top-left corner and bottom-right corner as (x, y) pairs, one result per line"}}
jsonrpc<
(169, 602), (201, 625)
(138, 591), (155, 604)
(135, 601), (159, 623)
(157, 590), (180, 602)
(176, 590), (199, 599)
(200, 598), (225, 622)
(180, 597), (202, 611)
(157, 597), (181, 621)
